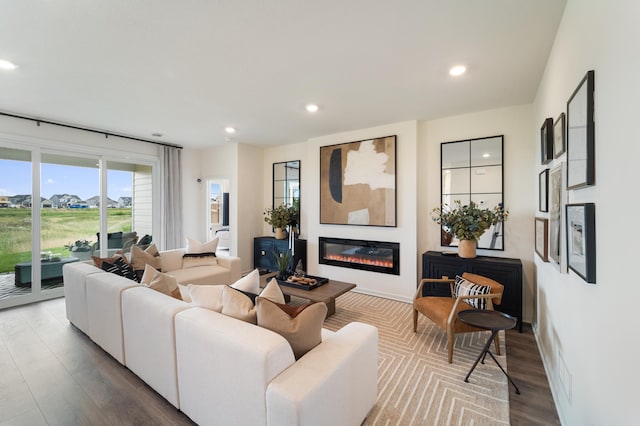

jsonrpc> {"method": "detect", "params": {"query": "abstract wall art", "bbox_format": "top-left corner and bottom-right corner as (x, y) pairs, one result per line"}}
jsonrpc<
(320, 135), (396, 226)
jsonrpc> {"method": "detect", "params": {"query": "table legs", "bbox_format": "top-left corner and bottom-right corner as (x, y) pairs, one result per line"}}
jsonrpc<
(464, 330), (521, 395)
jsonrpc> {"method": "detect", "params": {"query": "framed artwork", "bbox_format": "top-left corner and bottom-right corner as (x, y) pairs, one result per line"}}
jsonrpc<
(548, 162), (565, 268)
(566, 203), (596, 283)
(539, 169), (549, 212)
(535, 217), (549, 261)
(553, 112), (566, 158)
(567, 70), (595, 189)
(540, 117), (553, 164)
(320, 135), (396, 226)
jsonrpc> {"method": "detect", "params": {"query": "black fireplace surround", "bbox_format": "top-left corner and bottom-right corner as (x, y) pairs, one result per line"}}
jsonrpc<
(319, 237), (400, 275)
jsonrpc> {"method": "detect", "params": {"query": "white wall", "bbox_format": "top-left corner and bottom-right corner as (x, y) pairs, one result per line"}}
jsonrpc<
(532, 0), (640, 424)
(236, 143), (265, 272)
(298, 121), (419, 302)
(417, 104), (536, 321)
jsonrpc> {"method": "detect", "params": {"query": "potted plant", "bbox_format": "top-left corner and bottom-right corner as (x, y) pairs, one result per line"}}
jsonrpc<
(264, 204), (296, 240)
(272, 248), (293, 279)
(431, 200), (508, 258)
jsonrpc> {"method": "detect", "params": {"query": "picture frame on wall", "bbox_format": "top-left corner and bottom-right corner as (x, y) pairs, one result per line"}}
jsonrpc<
(319, 135), (397, 227)
(553, 112), (566, 158)
(539, 169), (549, 212)
(540, 117), (554, 164)
(548, 162), (565, 269)
(566, 203), (596, 283)
(535, 217), (549, 262)
(567, 70), (595, 189)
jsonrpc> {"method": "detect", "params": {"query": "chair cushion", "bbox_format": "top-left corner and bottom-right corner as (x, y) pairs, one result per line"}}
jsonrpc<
(454, 275), (491, 309)
(413, 297), (483, 333)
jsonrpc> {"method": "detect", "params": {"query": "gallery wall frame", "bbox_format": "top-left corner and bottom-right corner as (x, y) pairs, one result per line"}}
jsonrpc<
(319, 135), (396, 227)
(548, 162), (566, 269)
(566, 203), (596, 284)
(540, 117), (554, 165)
(539, 169), (549, 212)
(535, 217), (549, 261)
(553, 112), (566, 158)
(567, 70), (595, 189)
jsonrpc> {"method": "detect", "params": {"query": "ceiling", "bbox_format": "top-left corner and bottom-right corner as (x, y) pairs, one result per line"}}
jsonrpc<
(0, 0), (566, 149)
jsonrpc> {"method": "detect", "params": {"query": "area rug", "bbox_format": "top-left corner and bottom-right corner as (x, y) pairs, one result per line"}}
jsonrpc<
(323, 291), (510, 426)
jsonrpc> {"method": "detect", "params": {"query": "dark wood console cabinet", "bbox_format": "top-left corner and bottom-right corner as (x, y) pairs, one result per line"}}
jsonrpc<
(254, 237), (307, 273)
(422, 251), (523, 332)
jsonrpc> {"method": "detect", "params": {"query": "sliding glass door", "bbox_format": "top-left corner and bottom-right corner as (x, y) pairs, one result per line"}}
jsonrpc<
(0, 148), (33, 305)
(40, 154), (100, 297)
(0, 146), (156, 309)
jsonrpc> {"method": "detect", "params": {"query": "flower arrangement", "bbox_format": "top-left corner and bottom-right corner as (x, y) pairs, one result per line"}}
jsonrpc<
(264, 204), (297, 229)
(431, 200), (508, 241)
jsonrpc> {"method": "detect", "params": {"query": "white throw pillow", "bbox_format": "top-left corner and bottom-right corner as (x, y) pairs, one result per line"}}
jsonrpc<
(260, 278), (285, 304)
(188, 284), (225, 312)
(231, 268), (260, 294)
(185, 236), (219, 254)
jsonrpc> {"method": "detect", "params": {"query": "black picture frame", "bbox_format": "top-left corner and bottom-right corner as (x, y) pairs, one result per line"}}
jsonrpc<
(566, 203), (596, 283)
(553, 112), (566, 158)
(540, 117), (553, 164)
(539, 169), (549, 212)
(567, 70), (595, 189)
(535, 217), (549, 262)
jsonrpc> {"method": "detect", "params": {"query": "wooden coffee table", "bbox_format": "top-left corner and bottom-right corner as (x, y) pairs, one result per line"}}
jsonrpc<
(260, 273), (355, 318)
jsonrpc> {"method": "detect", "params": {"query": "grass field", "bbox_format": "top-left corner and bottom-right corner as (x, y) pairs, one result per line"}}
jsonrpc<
(0, 208), (132, 273)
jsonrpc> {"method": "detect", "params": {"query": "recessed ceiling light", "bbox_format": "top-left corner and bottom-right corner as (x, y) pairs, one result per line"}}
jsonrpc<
(225, 127), (236, 134)
(482, 153), (490, 158)
(449, 65), (466, 76)
(306, 104), (319, 113)
(0, 59), (18, 70)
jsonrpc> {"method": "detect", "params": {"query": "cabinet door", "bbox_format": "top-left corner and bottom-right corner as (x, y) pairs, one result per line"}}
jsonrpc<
(422, 255), (463, 297)
(254, 238), (276, 271)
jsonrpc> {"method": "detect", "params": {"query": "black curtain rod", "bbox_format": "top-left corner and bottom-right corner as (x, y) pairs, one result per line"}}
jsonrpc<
(0, 111), (183, 149)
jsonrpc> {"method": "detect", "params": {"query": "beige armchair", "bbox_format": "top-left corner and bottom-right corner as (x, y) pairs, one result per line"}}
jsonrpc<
(413, 272), (504, 363)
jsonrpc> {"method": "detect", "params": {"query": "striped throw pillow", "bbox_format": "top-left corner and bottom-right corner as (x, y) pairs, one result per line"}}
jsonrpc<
(454, 275), (491, 309)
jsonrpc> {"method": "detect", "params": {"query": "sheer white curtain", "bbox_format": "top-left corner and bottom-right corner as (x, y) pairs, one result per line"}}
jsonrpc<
(160, 146), (183, 249)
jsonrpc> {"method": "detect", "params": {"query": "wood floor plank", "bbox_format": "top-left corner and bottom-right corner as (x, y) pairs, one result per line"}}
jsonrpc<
(0, 407), (48, 426)
(506, 325), (561, 425)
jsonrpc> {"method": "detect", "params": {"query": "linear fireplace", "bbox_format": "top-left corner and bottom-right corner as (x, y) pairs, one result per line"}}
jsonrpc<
(319, 237), (400, 275)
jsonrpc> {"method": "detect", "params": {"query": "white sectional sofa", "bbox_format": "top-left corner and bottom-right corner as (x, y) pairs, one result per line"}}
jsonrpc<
(63, 258), (378, 426)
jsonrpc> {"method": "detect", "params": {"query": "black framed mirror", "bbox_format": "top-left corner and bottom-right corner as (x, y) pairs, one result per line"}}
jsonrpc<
(440, 135), (504, 250)
(273, 160), (300, 229)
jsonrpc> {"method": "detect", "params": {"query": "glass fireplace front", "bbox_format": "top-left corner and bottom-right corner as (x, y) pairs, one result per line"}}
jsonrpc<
(319, 237), (400, 275)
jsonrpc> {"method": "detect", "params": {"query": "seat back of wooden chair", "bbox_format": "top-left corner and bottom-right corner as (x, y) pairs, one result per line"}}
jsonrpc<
(460, 272), (504, 305)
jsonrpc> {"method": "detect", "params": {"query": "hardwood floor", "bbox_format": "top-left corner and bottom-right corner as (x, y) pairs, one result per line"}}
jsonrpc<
(1, 297), (559, 425)
(506, 324), (561, 425)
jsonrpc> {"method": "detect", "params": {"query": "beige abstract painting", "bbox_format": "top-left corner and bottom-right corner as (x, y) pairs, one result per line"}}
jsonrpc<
(320, 135), (396, 226)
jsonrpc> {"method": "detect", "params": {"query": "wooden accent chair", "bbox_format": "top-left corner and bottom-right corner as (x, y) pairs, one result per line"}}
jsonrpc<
(413, 272), (504, 363)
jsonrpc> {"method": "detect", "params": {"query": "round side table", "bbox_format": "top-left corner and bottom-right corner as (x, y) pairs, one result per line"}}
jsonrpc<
(458, 309), (520, 394)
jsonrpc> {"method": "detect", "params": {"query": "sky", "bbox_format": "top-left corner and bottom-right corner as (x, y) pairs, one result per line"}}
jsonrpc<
(0, 160), (133, 200)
